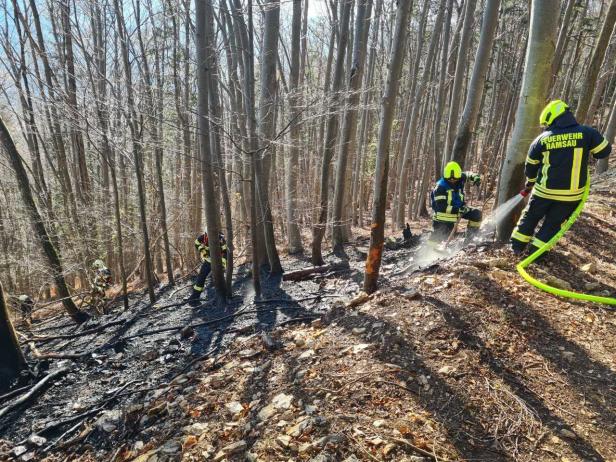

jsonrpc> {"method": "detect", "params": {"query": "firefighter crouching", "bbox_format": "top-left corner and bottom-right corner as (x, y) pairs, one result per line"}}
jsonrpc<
(186, 231), (228, 307)
(511, 100), (611, 255)
(429, 161), (482, 245)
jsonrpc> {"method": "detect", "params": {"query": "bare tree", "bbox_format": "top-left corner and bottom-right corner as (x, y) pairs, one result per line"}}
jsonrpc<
(450, 0), (501, 167)
(363, 0), (413, 294)
(576, 0), (616, 122)
(496, 0), (560, 240)
(312, 0), (353, 265)
(0, 282), (28, 391)
(0, 115), (88, 323)
(332, 0), (373, 252)
(114, 0), (157, 304)
(286, 0), (304, 254)
(196, 0), (227, 297)
(257, 0), (283, 274)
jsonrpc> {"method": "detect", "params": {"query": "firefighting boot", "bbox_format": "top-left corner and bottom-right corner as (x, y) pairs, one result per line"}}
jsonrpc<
(184, 289), (202, 307)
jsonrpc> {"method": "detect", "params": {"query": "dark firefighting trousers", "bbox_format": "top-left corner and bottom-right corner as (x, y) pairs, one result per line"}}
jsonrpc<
(511, 196), (579, 252)
(193, 261), (212, 294)
(429, 208), (482, 244)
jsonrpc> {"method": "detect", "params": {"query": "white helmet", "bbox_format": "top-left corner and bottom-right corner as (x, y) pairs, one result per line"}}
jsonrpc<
(92, 259), (106, 270)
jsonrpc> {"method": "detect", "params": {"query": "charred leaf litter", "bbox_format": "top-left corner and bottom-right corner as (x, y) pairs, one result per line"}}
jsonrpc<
(0, 232), (476, 459)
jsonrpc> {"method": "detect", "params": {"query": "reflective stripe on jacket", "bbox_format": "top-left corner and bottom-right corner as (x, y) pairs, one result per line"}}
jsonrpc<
(525, 111), (611, 201)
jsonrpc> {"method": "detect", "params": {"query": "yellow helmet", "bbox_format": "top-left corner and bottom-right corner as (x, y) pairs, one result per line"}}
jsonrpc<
(443, 161), (462, 180)
(539, 100), (569, 126)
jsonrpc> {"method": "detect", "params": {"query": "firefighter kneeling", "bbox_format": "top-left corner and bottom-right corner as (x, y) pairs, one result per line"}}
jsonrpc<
(429, 161), (482, 245)
(185, 231), (228, 307)
(511, 100), (611, 255)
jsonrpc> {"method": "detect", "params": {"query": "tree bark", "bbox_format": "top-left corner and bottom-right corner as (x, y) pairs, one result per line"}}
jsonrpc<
(196, 0), (227, 297)
(257, 0), (283, 274)
(332, 0), (373, 252)
(450, 0), (501, 167)
(576, 0), (616, 123)
(443, 0), (478, 164)
(286, 0), (304, 254)
(312, 0), (353, 265)
(496, 0), (559, 240)
(0, 282), (28, 391)
(363, 0), (413, 294)
(0, 115), (88, 323)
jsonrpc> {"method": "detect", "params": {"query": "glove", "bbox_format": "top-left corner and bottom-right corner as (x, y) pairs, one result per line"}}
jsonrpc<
(470, 174), (481, 186)
(524, 181), (534, 192)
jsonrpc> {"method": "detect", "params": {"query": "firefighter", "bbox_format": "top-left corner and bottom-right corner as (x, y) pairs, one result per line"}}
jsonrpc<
(18, 294), (34, 328)
(429, 161), (482, 244)
(91, 259), (112, 314)
(402, 223), (412, 242)
(92, 259), (112, 296)
(185, 231), (228, 306)
(511, 100), (611, 255)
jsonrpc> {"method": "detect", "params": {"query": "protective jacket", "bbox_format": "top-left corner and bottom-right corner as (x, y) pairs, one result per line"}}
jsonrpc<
(525, 112), (611, 201)
(195, 233), (228, 265)
(430, 173), (479, 223)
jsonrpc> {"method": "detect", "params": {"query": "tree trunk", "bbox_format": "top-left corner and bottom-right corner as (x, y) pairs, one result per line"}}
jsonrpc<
(576, 0), (616, 123)
(450, 0), (501, 167)
(196, 0), (227, 298)
(113, 0), (157, 304)
(332, 0), (373, 251)
(60, 0), (90, 206)
(312, 0), (353, 265)
(496, 0), (559, 240)
(443, 0), (478, 164)
(257, 0), (283, 274)
(363, 0), (412, 294)
(0, 282), (27, 391)
(596, 93), (616, 174)
(0, 115), (88, 323)
(286, 0), (304, 254)
(394, 0), (446, 228)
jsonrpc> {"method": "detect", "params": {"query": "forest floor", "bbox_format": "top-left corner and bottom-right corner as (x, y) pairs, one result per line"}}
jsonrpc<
(2, 172), (616, 462)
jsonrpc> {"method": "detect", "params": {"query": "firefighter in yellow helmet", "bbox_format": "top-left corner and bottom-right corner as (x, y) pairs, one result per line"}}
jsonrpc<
(429, 161), (482, 244)
(511, 100), (611, 255)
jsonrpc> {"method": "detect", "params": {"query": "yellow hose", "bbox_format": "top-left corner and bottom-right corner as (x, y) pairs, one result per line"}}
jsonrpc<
(516, 170), (616, 305)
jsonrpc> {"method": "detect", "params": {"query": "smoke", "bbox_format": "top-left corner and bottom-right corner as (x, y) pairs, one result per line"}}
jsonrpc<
(395, 194), (527, 275)
(397, 239), (464, 274)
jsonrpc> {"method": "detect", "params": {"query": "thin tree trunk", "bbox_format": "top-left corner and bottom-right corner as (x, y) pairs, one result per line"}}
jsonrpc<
(196, 0), (227, 297)
(332, 0), (373, 251)
(1, 115), (88, 323)
(312, 0), (353, 265)
(443, 0), (478, 163)
(363, 0), (412, 294)
(576, 0), (616, 123)
(286, 0), (304, 254)
(395, 0), (446, 228)
(114, 0), (156, 304)
(257, 0), (283, 274)
(450, 0), (501, 167)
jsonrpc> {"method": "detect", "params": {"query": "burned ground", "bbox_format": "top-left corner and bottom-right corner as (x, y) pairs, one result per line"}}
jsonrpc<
(1, 174), (616, 462)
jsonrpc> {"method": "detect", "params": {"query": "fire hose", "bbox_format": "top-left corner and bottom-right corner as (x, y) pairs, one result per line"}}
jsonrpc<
(516, 170), (616, 305)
